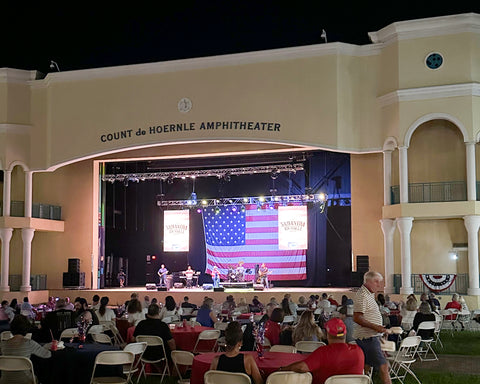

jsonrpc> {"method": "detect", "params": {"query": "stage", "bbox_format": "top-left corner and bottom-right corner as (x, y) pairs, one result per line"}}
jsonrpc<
(43, 285), (360, 307)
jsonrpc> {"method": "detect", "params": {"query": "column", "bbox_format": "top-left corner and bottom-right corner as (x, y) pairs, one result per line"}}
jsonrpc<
(464, 215), (480, 295)
(396, 217), (414, 295)
(0, 228), (13, 292)
(383, 149), (393, 206)
(2, 170), (11, 216)
(20, 228), (35, 292)
(398, 146), (409, 204)
(380, 219), (396, 294)
(466, 142), (476, 201)
(24, 171), (33, 218)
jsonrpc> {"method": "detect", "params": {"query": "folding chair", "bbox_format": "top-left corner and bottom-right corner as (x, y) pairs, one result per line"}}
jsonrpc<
(204, 370), (251, 384)
(88, 325), (106, 335)
(0, 331), (12, 341)
(266, 371), (312, 384)
(89, 350), (134, 384)
(295, 340), (326, 353)
(0, 356), (36, 384)
(269, 345), (297, 353)
(110, 323), (127, 348)
(387, 336), (421, 384)
(60, 328), (78, 340)
(92, 333), (113, 345)
(433, 313), (443, 348)
(214, 322), (228, 331)
(282, 315), (296, 325)
(123, 342), (147, 384)
(324, 374), (371, 384)
(193, 329), (221, 354)
(416, 321), (438, 361)
(135, 335), (170, 383)
(171, 350), (194, 384)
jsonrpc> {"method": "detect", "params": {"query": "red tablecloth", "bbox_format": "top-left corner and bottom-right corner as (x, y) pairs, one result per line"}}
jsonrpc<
(191, 351), (305, 384)
(127, 325), (215, 351)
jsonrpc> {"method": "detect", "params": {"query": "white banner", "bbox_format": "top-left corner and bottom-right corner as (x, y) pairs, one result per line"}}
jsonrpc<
(278, 205), (308, 250)
(164, 210), (189, 252)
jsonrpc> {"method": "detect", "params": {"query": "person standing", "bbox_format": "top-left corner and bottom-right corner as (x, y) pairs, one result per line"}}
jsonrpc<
(259, 263), (269, 289)
(211, 266), (220, 288)
(157, 264), (168, 287)
(353, 271), (392, 384)
(184, 266), (195, 288)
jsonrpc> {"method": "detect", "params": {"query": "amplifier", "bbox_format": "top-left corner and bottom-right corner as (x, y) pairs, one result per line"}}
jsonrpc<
(214, 287), (224, 292)
(157, 287), (168, 291)
(67, 258), (80, 273)
(145, 283), (157, 290)
(174, 283), (184, 288)
(253, 284), (264, 291)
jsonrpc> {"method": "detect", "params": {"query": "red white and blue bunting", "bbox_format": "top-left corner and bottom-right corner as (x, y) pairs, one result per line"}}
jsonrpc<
(420, 274), (456, 292)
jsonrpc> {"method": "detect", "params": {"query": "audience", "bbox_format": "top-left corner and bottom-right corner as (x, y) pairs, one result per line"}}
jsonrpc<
(280, 318), (364, 383)
(20, 297), (35, 320)
(91, 294), (100, 310)
(159, 296), (181, 322)
(9, 299), (19, 315)
(400, 298), (417, 330)
(250, 296), (264, 313)
(74, 298), (99, 325)
(338, 305), (355, 343)
(292, 310), (324, 344)
(97, 296), (116, 323)
(297, 296), (308, 308)
(126, 298), (145, 326)
(134, 304), (176, 361)
(327, 294), (339, 307)
(210, 321), (263, 384)
(39, 298), (75, 342)
(264, 308), (284, 346)
(142, 295), (150, 309)
(222, 295), (236, 313)
(412, 302), (436, 338)
(0, 315), (51, 384)
(64, 297), (74, 310)
(197, 298), (218, 327)
(1, 300), (14, 323)
(280, 298), (293, 317)
(236, 298), (249, 314)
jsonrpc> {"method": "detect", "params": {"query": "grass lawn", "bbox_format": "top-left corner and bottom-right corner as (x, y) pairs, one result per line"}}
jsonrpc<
(437, 330), (480, 355)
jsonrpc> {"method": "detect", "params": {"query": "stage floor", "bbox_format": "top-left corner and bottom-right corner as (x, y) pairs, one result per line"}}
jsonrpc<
(47, 286), (359, 307)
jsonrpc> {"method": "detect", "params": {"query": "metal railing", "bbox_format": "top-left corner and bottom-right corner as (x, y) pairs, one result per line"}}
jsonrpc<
(393, 273), (469, 295)
(0, 201), (62, 220)
(391, 181), (467, 204)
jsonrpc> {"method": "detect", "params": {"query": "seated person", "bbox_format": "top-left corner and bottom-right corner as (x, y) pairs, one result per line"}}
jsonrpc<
(74, 298), (99, 325)
(134, 304), (176, 361)
(249, 296), (264, 313)
(159, 296), (180, 322)
(292, 310), (324, 344)
(444, 293), (462, 321)
(97, 296), (116, 323)
(297, 296), (308, 308)
(210, 321), (263, 384)
(0, 315), (51, 384)
(196, 298), (218, 327)
(412, 302), (436, 339)
(38, 298), (75, 342)
(280, 318), (364, 384)
(264, 308), (284, 346)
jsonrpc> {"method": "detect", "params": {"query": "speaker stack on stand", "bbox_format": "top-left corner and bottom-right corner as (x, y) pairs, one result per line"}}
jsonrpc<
(63, 258), (85, 288)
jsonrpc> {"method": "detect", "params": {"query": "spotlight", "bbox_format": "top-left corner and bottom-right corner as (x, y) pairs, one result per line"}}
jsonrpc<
(270, 169), (279, 179)
(243, 197), (249, 203)
(167, 174), (174, 184)
(201, 200), (208, 206)
(317, 193), (326, 201)
(214, 206), (221, 215)
(240, 205), (246, 213)
(223, 172), (231, 182)
(231, 205), (237, 212)
(196, 208), (202, 214)
(259, 196), (265, 202)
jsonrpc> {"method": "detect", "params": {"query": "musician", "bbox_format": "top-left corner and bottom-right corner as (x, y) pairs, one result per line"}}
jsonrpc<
(235, 261), (245, 282)
(211, 266), (220, 288)
(157, 264), (168, 287)
(184, 265), (195, 288)
(227, 265), (235, 282)
(259, 263), (270, 289)
(117, 269), (127, 288)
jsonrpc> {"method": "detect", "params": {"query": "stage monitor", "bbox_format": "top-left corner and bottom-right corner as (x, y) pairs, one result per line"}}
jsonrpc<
(278, 205), (308, 250)
(163, 210), (190, 252)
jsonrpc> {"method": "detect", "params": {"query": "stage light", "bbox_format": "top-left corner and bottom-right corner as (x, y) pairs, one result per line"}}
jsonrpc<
(123, 177), (129, 187)
(196, 208), (202, 214)
(214, 206), (221, 215)
(243, 197), (249, 203)
(317, 193), (326, 201)
(151, 255), (156, 260)
(201, 200), (208, 206)
(259, 196), (265, 202)
(240, 205), (246, 212)
(231, 205), (237, 212)
(190, 192), (197, 205)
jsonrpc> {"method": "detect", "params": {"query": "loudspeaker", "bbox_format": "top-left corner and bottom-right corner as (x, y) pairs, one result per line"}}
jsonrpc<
(253, 284), (264, 291)
(174, 283), (184, 289)
(357, 255), (369, 273)
(157, 287), (167, 291)
(213, 287), (224, 292)
(145, 283), (156, 290)
(63, 272), (85, 287)
(67, 258), (80, 273)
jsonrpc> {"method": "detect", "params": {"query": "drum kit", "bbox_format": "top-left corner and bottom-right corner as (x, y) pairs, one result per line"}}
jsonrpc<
(227, 268), (251, 282)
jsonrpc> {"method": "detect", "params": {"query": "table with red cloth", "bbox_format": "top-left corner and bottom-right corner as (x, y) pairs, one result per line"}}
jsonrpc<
(191, 351), (305, 384)
(127, 324), (215, 351)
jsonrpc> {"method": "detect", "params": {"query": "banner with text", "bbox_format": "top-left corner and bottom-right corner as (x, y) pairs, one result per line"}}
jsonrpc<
(164, 210), (190, 252)
(278, 206), (308, 250)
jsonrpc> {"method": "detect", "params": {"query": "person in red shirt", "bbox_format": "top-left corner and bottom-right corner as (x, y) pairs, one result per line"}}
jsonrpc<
(445, 293), (462, 321)
(279, 318), (364, 384)
(264, 308), (284, 346)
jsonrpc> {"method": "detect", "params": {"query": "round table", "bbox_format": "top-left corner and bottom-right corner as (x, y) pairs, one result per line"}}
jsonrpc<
(172, 325), (215, 351)
(191, 351), (305, 384)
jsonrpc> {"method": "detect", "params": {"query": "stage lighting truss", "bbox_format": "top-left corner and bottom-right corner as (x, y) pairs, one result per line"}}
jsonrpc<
(102, 163), (304, 183)
(155, 193), (328, 211)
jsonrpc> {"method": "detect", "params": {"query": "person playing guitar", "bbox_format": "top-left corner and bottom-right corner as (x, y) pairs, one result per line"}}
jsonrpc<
(259, 263), (271, 289)
(157, 264), (168, 286)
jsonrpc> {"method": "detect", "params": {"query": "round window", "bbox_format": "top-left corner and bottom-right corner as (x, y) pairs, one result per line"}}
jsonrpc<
(425, 53), (443, 70)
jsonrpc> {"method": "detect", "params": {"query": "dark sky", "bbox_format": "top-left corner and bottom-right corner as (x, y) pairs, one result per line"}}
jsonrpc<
(2, 3), (479, 74)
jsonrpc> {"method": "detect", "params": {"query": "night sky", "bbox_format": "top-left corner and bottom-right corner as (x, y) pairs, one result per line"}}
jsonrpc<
(2, 3), (479, 74)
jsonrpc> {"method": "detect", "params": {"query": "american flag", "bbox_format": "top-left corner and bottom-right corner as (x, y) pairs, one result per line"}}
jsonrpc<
(203, 204), (307, 281)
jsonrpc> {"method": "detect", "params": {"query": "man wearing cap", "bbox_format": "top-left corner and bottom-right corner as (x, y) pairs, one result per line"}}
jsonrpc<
(353, 271), (392, 384)
(279, 318), (364, 383)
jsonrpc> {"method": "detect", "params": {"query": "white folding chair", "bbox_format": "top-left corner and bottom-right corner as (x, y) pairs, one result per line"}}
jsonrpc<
(135, 335), (170, 383)
(92, 333), (113, 345)
(193, 329), (221, 354)
(60, 327), (78, 340)
(266, 371), (312, 384)
(90, 350), (134, 384)
(282, 315), (296, 324)
(171, 350), (194, 383)
(110, 323), (127, 348)
(123, 342), (147, 384)
(88, 325), (106, 335)
(324, 374), (371, 384)
(214, 322), (228, 331)
(295, 340), (326, 353)
(0, 331), (13, 341)
(433, 313), (443, 348)
(204, 370), (251, 384)
(269, 345), (297, 353)
(387, 336), (421, 384)
(0, 356), (36, 384)
(416, 321), (438, 361)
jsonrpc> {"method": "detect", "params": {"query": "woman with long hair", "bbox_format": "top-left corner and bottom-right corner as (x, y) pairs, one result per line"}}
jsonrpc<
(292, 310), (324, 344)
(97, 296), (116, 322)
(281, 298), (292, 316)
(127, 298), (144, 326)
(210, 321), (263, 384)
(159, 295), (180, 322)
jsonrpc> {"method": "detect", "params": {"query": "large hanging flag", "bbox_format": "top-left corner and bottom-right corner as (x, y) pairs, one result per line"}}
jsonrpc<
(203, 204), (307, 281)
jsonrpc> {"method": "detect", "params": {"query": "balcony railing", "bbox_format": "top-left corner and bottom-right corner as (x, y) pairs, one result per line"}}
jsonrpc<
(0, 201), (62, 220)
(393, 273), (469, 295)
(391, 181), (466, 204)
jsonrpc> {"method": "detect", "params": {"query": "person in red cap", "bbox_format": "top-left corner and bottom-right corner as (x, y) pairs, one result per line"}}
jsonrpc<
(278, 318), (364, 383)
